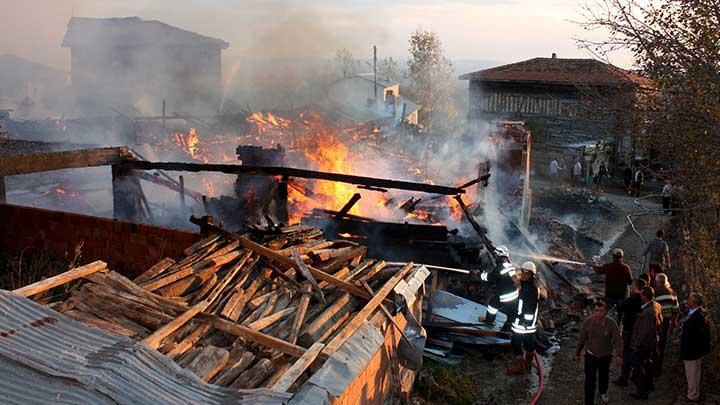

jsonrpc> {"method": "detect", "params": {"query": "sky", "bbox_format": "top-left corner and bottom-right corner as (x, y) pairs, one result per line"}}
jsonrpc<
(0, 0), (635, 74)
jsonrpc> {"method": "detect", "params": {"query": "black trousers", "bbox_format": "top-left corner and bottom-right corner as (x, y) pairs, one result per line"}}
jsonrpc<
(485, 295), (517, 324)
(584, 352), (611, 405)
(511, 332), (536, 356)
(618, 332), (633, 381)
(662, 196), (671, 214)
(631, 350), (653, 396)
(654, 319), (671, 375)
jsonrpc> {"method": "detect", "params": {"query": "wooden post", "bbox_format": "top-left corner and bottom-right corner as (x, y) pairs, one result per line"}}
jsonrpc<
(276, 176), (289, 223)
(112, 165), (144, 221)
(162, 99), (166, 131)
(334, 193), (361, 220)
(0, 176), (5, 204)
(179, 175), (186, 212)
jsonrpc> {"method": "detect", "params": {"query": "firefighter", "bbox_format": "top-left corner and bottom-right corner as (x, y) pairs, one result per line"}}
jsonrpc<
(476, 245), (519, 327)
(507, 261), (540, 375)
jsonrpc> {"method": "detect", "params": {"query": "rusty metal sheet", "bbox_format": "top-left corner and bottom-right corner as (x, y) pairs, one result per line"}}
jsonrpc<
(0, 290), (289, 404)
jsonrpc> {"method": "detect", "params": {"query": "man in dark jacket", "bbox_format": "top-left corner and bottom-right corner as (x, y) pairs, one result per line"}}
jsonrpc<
(681, 292), (711, 402)
(629, 287), (663, 400)
(613, 278), (647, 386)
(592, 248), (633, 322)
(506, 261), (540, 375)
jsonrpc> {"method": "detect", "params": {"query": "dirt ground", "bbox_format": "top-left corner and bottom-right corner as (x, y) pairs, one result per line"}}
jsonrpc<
(537, 184), (709, 405)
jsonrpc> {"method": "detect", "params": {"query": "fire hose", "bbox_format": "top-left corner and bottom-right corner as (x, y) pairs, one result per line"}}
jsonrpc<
(530, 352), (545, 405)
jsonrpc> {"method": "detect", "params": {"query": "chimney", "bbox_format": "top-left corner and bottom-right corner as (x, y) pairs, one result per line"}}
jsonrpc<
(551, 53), (557, 59)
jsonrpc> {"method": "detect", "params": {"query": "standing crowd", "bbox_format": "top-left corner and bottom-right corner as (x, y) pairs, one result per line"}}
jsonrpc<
(577, 232), (711, 403)
(473, 231), (711, 404)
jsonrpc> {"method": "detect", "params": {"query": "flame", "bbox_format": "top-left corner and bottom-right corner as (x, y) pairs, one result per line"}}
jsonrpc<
(202, 178), (216, 197)
(173, 128), (210, 163)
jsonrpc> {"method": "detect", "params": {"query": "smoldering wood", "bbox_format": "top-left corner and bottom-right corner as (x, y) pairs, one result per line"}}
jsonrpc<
(120, 160), (465, 195)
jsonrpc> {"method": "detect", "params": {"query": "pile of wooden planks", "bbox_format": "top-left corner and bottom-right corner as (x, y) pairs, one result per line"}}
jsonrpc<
(18, 225), (426, 394)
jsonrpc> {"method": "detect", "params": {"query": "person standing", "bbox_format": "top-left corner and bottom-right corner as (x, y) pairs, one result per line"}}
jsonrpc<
(681, 292), (711, 402)
(549, 159), (562, 179)
(623, 166), (633, 194)
(613, 278), (647, 387)
(506, 261), (540, 375)
(653, 274), (680, 376)
(629, 287), (663, 400)
(592, 249), (633, 322)
(576, 300), (623, 404)
(596, 162), (608, 189)
(572, 160), (583, 186)
(661, 181), (673, 215)
(632, 165), (644, 197)
(643, 229), (670, 274)
(473, 245), (519, 327)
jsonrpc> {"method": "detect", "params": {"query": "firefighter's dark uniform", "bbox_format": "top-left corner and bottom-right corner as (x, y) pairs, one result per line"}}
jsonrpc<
(481, 257), (519, 325)
(511, 278), (539, 356)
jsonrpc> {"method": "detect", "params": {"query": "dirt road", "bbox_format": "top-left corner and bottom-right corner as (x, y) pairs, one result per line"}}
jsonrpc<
(538, 190), (689, 404)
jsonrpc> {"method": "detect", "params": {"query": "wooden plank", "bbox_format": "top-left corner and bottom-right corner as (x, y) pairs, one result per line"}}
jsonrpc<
(186, 346), (230, 382)
(0, 147), (131, 177)
(144, 301), (210, 349)
(210, 350), (256, 386)
(205, 315), (307, 358)
(189, 218), (380, 303)
(248, 306), (297, 331)
(299, 293), (356, 347)
(205, 250), (254, 305)
(13, 261), (107, 297)
(63, 309), (137, 338)
(133, 257), (175, 284)
(166, 322), (212, 359)
(231, 358), (275, 389)
(291, 250), (325, 303)
(426, 271), (439, 322)
(121, 160), (465, 195)
(321, 263), (414, 358)
(359, 261), (387, 282)
(287, 283), (312, 345)
(271, 342), (325, 392)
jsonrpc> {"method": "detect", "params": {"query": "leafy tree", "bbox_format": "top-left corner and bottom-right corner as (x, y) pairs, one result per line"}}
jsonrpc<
(579, 0), (720, 379)
(406, 28), (457, 131)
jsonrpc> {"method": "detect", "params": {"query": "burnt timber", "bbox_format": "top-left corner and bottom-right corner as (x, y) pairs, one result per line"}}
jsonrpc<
(120, 160), (464, 195)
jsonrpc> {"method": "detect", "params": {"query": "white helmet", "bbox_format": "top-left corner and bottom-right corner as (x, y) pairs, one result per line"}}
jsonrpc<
(521, 261), (537, 275)
(494, 245), (510, 258)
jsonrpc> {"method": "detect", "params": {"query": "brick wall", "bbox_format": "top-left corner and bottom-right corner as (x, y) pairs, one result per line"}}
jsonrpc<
(0, 204), (201, 279)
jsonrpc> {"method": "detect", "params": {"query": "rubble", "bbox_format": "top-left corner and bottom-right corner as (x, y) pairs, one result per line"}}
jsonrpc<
(14, 223), (429, 398)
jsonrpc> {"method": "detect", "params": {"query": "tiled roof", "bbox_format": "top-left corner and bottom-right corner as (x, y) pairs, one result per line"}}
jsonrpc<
(459, 57), (651, 87)
(62, 17), (229, 49)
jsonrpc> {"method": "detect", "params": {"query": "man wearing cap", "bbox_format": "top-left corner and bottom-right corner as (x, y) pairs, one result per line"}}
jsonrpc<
(593, 249), (633, 323)
(507, 261), (540, 375)
(473, 245), (519, 328)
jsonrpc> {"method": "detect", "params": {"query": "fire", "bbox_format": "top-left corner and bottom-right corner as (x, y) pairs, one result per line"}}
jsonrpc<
(162, 110), (472, 227)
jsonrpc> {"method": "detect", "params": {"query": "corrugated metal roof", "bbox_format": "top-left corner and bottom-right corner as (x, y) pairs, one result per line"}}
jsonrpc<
(0, 290), (289, 404)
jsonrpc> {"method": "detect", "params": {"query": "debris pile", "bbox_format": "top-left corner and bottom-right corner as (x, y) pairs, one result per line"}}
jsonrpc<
(20, 224), (427, 394)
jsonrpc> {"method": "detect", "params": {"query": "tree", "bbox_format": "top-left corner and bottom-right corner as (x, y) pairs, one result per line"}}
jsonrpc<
(334, 48), (360, 79)
(406, 28), (457, 132)
(377, 57), (401, 83)
(579, 0), (720, 379)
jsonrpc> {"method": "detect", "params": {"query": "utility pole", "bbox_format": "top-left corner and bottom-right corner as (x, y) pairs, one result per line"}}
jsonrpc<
(373, 45), (378, 102)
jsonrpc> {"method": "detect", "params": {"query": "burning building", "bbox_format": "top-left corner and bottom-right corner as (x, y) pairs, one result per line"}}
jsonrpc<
(62, 17), (229, 114)
(460, 54), (651, 172)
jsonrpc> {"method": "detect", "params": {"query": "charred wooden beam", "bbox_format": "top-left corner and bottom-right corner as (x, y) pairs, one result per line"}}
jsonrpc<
(334, 193), (362, 220)
(119, 160), (464, 195)
(0, 147), (133, 177)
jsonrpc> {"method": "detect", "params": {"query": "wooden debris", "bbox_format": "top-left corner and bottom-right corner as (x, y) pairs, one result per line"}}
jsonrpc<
(186, 345), (229, 382)
(13, 260), (107, 297)
(271, 342), (325, 392)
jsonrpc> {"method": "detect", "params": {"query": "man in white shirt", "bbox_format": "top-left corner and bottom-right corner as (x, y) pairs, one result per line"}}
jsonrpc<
(550, 159), (561, 178)
(572, 160), (582, 186)
(662, 181), (673, 215)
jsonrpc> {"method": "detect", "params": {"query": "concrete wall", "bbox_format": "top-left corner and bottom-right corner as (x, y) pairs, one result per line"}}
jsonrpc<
(0, 204), (201, 278)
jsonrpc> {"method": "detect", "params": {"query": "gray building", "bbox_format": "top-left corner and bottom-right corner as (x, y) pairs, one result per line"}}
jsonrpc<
(62, 17), (229, 114)
(460, 55), (650, 172)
